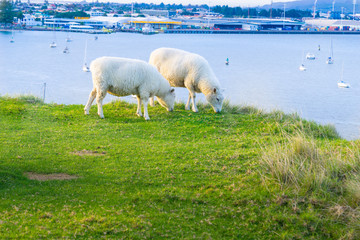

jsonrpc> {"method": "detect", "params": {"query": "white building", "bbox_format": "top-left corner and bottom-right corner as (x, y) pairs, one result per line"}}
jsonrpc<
(86, 11), (105, 17)
(140, 10), (169, 17)
(18, 14), (42, 26)
(305, 19), (360, 30)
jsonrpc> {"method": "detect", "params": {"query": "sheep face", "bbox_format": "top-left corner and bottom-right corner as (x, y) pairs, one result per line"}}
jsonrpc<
(157, 88), (175, 112)
(206, 88), (224, 113)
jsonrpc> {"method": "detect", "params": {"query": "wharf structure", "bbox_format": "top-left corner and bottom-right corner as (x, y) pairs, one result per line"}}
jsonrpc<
(213, 18), (303, 31)
(44, 16), (183, 31)
(304, 19), (360, 31)
(39, 15), (360, 34)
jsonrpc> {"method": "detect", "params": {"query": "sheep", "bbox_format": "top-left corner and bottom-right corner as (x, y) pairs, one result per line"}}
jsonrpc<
(149, 47), (224, 113)
(84, 56), (175, 120)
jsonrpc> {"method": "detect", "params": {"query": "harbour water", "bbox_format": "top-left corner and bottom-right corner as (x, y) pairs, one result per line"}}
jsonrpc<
(1, 30), (360, 140)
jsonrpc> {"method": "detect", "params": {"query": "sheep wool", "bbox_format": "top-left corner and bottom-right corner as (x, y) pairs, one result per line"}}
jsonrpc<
(149, 47), (224, 113)
(84, 56), (175, 120)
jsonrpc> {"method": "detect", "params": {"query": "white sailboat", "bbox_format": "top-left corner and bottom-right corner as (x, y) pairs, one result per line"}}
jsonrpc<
(10, 27), (14, 43)
(49, 41), (56, 48)
(299, 51), (307, 71)
(63, 46), (69, 54)
(306, 52), (315, 60)
(66, 33), (72, 42)
(326, 39), (334, 64)
(338, 63), (350, 88)
(82, 39), (90, 72)
(50, 24), (57, 48)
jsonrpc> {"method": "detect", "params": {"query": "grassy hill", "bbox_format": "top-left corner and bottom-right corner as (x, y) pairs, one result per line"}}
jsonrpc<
(0, 96), (359, 239)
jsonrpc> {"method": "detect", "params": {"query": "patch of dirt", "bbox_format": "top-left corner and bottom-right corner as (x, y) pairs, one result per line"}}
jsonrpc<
(25, 172), (79, 181)
(71, 149), (106, 156)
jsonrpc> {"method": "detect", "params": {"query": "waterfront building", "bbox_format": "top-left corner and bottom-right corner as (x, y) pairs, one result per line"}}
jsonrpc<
(214, 18), (303, 31)
(43, 16), (183, 30)
(44, 18), (109, 29)
(129, 17), (182, 30)
(140, 10), (169, 18)
(86, 11), (106, 17)
(305, 19), (360, 31)
(18, 14), (42, 26)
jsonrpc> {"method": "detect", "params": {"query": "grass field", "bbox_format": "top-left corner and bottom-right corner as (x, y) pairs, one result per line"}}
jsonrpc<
(0, 96), (359, 239)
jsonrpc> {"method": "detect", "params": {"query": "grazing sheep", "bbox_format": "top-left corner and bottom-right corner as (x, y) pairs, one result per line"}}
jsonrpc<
(149, 47), (224, 113)
(84, 57), (175, 120)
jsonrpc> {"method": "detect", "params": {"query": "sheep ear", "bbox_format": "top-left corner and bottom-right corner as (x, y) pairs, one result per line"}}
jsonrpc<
(213, 88), (217, 93)
(170, 88), (175, 93)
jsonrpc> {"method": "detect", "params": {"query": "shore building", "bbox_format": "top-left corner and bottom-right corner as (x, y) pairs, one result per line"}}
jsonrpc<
(140, 10), (169, 18)
(18, 14), (42, 26)
(214, 18), (303, 31)
(305, 19), (360, 31)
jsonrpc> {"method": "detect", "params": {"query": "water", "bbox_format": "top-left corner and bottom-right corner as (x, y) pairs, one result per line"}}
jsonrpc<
(1, 30), (360, 140)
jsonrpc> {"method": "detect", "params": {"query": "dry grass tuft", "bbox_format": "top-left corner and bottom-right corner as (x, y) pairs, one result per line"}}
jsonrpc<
(25, 172), (79, 181)
(260, 132), (360, 198)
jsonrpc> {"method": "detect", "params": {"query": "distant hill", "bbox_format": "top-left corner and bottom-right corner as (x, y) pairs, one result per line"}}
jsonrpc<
(262, 0), (356, 13)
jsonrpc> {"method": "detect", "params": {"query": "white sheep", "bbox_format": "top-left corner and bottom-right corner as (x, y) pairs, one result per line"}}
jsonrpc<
(84, 56), (175, 120)
(149, 47), (224, 113)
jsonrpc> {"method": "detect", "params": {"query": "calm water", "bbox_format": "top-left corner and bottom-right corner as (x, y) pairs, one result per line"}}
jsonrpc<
(1, 30), (360, 140)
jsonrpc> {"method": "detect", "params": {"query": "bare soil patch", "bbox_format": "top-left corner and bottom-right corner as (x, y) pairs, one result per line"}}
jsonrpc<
(71, 149), (106, 156)
(25, 172), (79, 181)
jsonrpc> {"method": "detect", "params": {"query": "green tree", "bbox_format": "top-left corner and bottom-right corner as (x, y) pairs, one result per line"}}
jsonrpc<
(15, 10), (23, 20)
(0, 0), (14, 24)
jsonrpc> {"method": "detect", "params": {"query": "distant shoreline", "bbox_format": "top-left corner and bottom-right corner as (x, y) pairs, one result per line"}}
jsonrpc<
(2, 28), (360, 35)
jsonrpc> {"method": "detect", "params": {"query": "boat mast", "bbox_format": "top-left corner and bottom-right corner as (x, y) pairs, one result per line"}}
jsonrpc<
(313, 0), (317, 18)
(283, 3), (285, 30)
(330, 38), (333, 58)
(83, 39), (88, 64)
(207, 0), (210, 28)
(353, 0), (357, 19)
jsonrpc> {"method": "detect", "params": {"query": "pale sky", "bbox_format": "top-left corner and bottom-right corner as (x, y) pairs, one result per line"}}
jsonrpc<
(48, 0), (297, 8)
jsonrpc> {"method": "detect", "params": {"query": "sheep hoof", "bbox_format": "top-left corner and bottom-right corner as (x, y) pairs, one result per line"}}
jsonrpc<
(185, 105), (190, 110)
(145, 117), (150, 121)
(137, 113), (143, 117)
(192, 108), (198, 113)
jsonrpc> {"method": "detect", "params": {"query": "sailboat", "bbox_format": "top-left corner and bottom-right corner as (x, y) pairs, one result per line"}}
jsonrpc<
(299, 51), (307, 71)
(338, 62), (350, 88)
(10, 27), (14, 43)
(82, 39), (90, 72)
(66, 33), (72, 42)
(49, 23), (56, 48)
(63, 46), (69, 54)
(225, 58), (229, 65)
(306, 52), (315, 60)
(326, 39), (334, 64)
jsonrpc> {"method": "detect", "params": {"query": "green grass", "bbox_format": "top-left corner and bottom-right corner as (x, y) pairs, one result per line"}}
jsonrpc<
(0, 96), (359, 239)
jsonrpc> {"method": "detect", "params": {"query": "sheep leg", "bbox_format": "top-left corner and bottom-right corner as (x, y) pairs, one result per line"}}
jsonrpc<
(84, 88), (97, 115)
(136, 96), (143, 117)
(142, 98), (150, 120)
(96, 90), (107, 119)
(188, 90), (198, 113)
(149, 96), (156, 107)
(185, 94), (191, 110)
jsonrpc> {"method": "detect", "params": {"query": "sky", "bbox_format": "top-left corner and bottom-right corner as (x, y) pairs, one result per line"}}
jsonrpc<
(46, 0), (297, 8)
